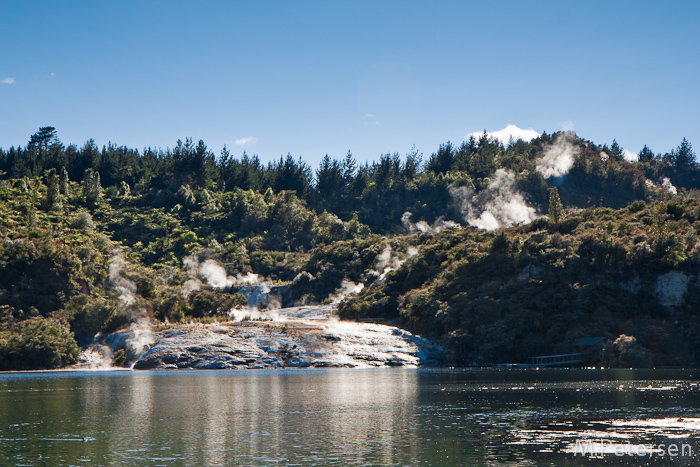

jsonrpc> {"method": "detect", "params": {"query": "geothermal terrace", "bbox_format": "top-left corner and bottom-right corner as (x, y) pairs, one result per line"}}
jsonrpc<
(80, 305), (445, 370)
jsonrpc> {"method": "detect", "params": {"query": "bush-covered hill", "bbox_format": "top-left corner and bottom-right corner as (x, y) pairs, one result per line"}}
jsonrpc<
(0, 127), (698, 370)
(340, 196), (700, 367)
(0, 176), (384, 369)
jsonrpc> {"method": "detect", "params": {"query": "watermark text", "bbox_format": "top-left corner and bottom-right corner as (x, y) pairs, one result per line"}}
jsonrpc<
(572, 440), (693, 458)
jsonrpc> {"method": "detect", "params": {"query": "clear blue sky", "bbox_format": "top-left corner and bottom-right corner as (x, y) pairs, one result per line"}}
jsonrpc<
(1, 0), (698, 167)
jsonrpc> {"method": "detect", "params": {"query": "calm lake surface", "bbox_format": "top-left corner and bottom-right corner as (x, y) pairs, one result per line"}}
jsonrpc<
(1, 368), (699, 466)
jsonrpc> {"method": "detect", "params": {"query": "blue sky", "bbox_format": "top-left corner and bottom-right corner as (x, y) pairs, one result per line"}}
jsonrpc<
(1, 1), (698, 167)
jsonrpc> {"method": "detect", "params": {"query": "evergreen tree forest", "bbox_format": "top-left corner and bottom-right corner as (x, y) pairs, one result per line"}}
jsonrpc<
(1, 127), (699, 369)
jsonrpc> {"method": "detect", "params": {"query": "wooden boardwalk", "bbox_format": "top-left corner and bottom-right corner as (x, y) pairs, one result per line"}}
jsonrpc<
(531, 353), (584, 367)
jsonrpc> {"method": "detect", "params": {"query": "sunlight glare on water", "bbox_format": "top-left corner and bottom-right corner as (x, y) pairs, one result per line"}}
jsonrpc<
(0, 368), (699, 466)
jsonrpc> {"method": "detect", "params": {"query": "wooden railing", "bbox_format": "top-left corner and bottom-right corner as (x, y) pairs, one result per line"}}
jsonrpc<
(531, 353), (584, 366)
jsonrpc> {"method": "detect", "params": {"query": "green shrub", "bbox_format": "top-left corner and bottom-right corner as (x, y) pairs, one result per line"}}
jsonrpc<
(71, 211), (95, 231)
(188, 290), (242, 318)
(0, 317), (79, 370)
(628, 200), (646, 213)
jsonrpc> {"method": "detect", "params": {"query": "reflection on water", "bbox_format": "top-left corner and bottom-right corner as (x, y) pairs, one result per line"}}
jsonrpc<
(0, 368), (699, 465)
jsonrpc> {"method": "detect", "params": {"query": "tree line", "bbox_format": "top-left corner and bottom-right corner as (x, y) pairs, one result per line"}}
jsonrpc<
(0, 127), (696, 231)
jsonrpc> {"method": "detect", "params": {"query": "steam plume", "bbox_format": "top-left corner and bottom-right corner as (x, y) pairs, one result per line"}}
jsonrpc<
(107, 253), (153, 362)
(234, 272), (261, 285)
(449, 169), (539, 231)
(327, 245), (418, 305)
(376, 245), (396, 271)
(536, 131), (580, 179)
(645, 177), (678, 195)
(401, 212), (459, 234)
(371, 244), (414, 280)
(198, 259), (231, 288)
(330, 279), (365, 305)
(183, 255), (262, 296)
(182, 279), (202, 298)
(127, 317), (154, 359)
(80, 337), (114, 369)
(109, 255), (136, 305)
(661, 177), (677, 195)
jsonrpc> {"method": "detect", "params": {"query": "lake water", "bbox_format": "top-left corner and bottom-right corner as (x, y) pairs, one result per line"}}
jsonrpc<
(1, 368), (699, 466)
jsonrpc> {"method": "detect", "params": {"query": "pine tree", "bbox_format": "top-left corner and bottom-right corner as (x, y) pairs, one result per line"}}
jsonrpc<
(28, 127), (61, 163)
(316, 155), (344, 196)
(672, 137), (696, 169)
(404, 145), (423, 180)
(609, 139), (624, 161)
(548, 187), (564, 224)
(637, 145), (655, 163)
(342, 150), (357, 183)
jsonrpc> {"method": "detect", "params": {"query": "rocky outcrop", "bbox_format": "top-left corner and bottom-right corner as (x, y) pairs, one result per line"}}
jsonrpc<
(655, 271), (690, 307)
(132, 306), (444, 370)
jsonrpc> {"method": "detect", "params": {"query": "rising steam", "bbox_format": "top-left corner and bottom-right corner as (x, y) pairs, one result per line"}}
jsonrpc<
(330, 279), (365, 305)
(197, 259), (232, 288)
(449, 169), (539, 231)
(371, 244), (418, 281)
(182, 279), (201, 297)
(447, 132), (581, 231)
(79, 338), (114, 369)
(535, 131), (580, 179)
(401, 212), (459, 234)
(107, 253), (153, 362)
(661, 177), (678, 195)
(109, 255), (137, 305)
(373, 245), (401, 280)
(182, 255), (262, 296)
(327, 244), (419, 305)
(127, 318), (154, 358)
(645, 177), (678, 195)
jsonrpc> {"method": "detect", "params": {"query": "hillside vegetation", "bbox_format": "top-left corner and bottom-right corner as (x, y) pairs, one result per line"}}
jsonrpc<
(340, 197), (700, 366)
(0, 128), (698, 369)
